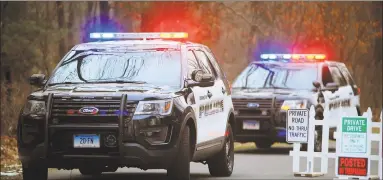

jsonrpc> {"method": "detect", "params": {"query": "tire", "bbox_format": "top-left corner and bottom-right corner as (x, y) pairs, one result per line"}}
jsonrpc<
(167, 126), (191, 180)
(22, 164), (48, 180)
(79, 167), (102, 176)
(207, 124), (234, 177)
(300, 130), (322, 152)
(255, 139), (273, 149)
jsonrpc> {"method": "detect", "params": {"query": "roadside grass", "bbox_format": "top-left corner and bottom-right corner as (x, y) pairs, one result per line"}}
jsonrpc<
(234, 128), (381, 152)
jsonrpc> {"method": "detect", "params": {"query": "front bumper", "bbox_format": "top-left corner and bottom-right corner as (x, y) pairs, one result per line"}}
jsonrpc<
(233, 109), (287, 143)
(18, 94), (182, 169)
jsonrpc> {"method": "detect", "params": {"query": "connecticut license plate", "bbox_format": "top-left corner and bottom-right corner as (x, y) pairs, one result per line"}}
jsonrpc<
(73, 134), (100, 148)
(243, 120), (260, 130)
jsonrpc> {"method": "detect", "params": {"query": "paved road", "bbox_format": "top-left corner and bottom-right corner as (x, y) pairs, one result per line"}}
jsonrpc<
(48, 142), (381, 180)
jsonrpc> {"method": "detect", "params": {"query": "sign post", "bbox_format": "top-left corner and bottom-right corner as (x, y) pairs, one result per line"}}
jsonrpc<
(286, 109), (309, 143)
(336, 116), (370, 179)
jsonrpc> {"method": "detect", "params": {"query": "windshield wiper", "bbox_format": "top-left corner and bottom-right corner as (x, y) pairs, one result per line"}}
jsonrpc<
(94, 80), (147, 84)
(48, 82), (84, 86)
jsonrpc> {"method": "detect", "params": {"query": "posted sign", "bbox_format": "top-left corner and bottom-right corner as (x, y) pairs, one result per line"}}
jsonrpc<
(340, 117), (368, 153)
(337, 157), (368, 177)
(286, 109), (309, 143)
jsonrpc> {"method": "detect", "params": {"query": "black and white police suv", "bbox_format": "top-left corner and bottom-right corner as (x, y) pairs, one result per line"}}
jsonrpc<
(17, 32), (236, 180)
(231, 53), (360, 152)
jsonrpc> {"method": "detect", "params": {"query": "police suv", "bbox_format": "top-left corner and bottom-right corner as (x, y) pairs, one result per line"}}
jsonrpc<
(231, 53), (360, 152)
(17, 32), (236, 180)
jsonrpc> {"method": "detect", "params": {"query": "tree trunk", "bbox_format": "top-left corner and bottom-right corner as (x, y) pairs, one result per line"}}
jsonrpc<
(56, 1), (65, 58)
(67, 2), (74, 47)
(99, 1), (109, 32)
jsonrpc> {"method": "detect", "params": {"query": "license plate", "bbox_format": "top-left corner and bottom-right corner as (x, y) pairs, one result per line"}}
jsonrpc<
(73, 134), (100, 148)
(243, 120), (260, 130)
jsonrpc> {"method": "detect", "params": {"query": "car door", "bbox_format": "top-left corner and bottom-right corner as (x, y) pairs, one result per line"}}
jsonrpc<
(186, 48), (216, 144)
(202, 47), (232, 136)
(324, 65), (357, 127)
(337, 64), (361, 113)
(193, 49), (223, 141)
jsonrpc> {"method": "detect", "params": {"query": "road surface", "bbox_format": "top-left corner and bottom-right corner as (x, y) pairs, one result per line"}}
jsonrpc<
(48, 142), (380, 180)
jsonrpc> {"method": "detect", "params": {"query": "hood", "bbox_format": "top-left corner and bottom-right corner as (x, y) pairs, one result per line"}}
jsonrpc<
(29, 83), (181, 101)
(231, 88), (315, 100)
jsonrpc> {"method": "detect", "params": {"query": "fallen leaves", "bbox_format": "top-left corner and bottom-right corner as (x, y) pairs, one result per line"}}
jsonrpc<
(1, 136), (21, 173)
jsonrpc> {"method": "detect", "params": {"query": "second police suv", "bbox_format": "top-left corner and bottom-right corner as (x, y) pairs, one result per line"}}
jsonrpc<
(231, 53), (361, 151)
(17, 32), (235, 180)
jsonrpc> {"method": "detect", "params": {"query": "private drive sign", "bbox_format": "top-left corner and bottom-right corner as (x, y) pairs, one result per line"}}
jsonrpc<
(286, 109), (309, 143)
(340, 117), (368, 154)
(336, 116), (371, 179)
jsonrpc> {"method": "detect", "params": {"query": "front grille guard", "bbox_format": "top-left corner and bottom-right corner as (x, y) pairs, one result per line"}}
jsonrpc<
(44, 93), (131, 158)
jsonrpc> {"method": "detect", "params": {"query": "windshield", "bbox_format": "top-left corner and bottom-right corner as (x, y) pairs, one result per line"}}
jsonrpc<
(232, 63), (318, 90)
(48, 49), (182, 88)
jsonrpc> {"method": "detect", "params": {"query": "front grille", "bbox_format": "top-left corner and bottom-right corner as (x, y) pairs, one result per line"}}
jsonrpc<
(48, 95), (138, 154)
(50, 96), (137, 124)
(233, 98), (273, 110)
(233, 98), (285, 134)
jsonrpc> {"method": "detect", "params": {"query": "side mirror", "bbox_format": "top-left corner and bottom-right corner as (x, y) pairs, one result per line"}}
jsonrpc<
(325, 82), (339, 88)
(312, 81), (321, 89)
(187, 70), (214, 87)
(29, 74), (46, 87)
(191, 70), (213, 82)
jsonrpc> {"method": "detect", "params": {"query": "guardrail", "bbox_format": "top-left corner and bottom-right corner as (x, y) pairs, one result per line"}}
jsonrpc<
(289, 105), (382, 179)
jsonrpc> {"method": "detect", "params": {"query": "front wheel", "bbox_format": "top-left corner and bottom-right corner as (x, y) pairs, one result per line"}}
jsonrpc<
(255, 139), (274, 149)
(79, 167), (103, 176)
(167, 126), (191, 180)
(22, 163), (48, 180)
(207, 124), (234, 177)
(300, 130), (322, 152)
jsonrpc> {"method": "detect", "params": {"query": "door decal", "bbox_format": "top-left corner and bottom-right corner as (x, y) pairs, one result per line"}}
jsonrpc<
(329, 99), (351, 110)
(199, 99), (224, 118)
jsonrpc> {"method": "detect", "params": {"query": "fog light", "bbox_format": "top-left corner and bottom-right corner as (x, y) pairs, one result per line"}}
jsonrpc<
(104, 134), (117, 147)
(140, 126), (170, 145)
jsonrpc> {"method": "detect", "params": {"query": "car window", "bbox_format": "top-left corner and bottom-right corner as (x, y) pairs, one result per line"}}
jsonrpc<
(322, 65), (334, 86)
(338, 65), (356, 86)
(193, 50), (216, 78)
(187, 50), (200, 79)
(49, 49), (182, 88)
(203, 49), (224, 80)
(329, 66), (347, 86)
(232, 63), (318, 90)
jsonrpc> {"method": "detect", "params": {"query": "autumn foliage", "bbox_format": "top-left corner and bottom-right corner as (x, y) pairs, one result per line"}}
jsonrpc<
(0, 2), (381, 170)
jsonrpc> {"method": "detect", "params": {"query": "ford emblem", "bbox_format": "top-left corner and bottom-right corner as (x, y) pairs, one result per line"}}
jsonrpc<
(247, 103), (260, 108)
(79, 107), (99, 115)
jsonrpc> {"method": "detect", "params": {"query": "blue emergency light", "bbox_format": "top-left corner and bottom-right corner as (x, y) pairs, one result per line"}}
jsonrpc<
(89, 32), (188, 40)
(260, 53), (326, 62)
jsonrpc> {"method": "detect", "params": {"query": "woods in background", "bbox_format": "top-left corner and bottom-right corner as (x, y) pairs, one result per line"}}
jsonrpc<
(1, 1), (382, 135)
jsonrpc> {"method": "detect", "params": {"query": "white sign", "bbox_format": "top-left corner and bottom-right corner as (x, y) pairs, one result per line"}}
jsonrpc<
(340, 117), (368, 153)
(286, 109), (309, 143)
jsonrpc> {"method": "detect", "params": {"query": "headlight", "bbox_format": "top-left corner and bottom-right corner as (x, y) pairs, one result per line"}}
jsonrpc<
(134, 99), (173, 116)
(281, 100), (307, 111)
(22, 100), (46, 115)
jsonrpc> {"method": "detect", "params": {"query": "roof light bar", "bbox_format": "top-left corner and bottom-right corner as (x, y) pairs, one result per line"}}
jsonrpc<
(260, 54), (326, 62)
(89, 32), (188, 40)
